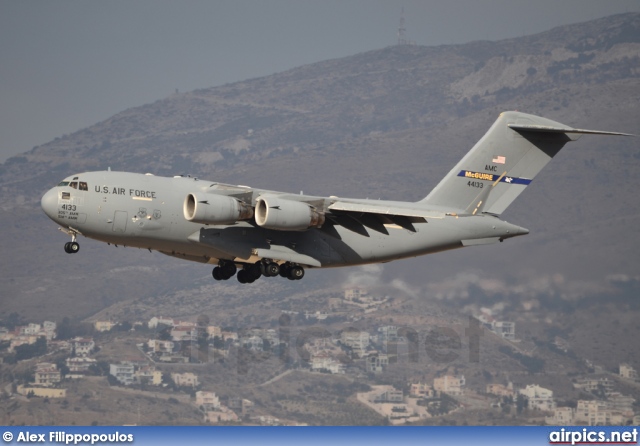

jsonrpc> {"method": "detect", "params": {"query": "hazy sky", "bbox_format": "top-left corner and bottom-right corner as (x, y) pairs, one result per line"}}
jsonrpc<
(1, 1), (638, 162)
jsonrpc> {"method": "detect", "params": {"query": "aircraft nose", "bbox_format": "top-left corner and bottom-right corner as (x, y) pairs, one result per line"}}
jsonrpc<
(41, 188), (58, 220)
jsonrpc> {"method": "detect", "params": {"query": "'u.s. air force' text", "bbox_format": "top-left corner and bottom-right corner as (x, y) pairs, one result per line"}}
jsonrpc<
(94, 186), (156, 199)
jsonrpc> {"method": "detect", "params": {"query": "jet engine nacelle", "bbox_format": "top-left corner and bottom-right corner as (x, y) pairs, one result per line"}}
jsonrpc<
(255, 196), (324, 231)
(184, 193), (253, 225)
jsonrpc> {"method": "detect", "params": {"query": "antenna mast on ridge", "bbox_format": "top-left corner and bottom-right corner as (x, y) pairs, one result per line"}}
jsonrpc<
(397, 7), (408, 45)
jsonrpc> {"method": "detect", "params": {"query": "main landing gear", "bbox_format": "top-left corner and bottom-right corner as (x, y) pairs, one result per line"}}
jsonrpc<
(211, 260), (305, 284)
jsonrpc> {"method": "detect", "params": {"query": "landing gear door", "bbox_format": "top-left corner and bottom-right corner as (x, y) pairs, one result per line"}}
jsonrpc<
(113, 211), (128, 233)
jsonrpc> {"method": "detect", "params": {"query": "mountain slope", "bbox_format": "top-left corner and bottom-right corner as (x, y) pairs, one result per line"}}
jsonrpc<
(1, 13), (639, 320)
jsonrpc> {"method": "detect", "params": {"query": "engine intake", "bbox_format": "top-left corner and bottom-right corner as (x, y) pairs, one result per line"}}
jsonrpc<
(184, 193), (253, 225)
(255, 196), (324, 231)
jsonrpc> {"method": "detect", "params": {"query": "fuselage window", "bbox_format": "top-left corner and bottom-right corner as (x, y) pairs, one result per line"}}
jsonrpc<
(70, 182), (78, 189)
(79, 182), (88, 191)
(57, 181), (70, 187)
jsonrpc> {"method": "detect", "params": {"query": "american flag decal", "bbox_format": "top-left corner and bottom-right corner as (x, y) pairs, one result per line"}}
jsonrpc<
(492, 155), (506, 164)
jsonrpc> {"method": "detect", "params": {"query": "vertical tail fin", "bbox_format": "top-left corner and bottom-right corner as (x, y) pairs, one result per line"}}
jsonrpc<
(420, 111), (631, 215)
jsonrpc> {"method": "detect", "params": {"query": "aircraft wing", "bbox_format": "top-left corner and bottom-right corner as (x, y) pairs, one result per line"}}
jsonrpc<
(326, 200), (445, 236)
(187, 228), (322, 267)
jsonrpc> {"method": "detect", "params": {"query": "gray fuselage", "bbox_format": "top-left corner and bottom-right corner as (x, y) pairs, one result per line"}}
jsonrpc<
(40, 170), (528, 269)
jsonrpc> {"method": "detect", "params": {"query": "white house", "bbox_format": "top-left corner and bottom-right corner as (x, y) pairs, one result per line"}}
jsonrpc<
(519, 384), (555, 411)
(109, 363), (134, 386)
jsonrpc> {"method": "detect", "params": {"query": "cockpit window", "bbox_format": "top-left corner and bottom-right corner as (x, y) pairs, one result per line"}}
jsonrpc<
(79, 182), (88, 191)
(57, 181), (69, 187)
(69, 182), (78, 189)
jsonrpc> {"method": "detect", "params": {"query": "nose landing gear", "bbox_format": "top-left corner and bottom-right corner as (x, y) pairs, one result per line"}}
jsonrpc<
(60, 227), (81, 254)
(64, 241), (80, 254)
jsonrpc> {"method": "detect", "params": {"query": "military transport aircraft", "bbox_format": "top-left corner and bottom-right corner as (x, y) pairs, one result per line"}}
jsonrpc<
(41, 111), (630, 284)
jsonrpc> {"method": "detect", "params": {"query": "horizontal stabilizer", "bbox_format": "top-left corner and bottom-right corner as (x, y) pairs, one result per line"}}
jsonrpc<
(508, 123), (634, 137)
(508, 123), (634, 141)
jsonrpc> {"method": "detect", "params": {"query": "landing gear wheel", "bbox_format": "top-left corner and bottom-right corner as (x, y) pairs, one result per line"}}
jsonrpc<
(237, 270), (248, 284)
(247, 264), (262, 282)
(264, 262), (280, 277)
(212, 267), (223, 281)
(64, 241), (79, 254)
(288, 266), (304, 280)
(218, 260), (236, 278)
(279, 263), (291, 278)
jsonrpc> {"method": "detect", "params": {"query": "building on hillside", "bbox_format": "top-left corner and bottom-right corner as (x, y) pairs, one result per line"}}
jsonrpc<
(575, 400), (612, 425)
(434, 375), (465, 396)
(21, 323), (41, 336)
(607, 392), (635, 417)
(171, 326), (198, 342)
(228, 397), (254, 416)
(34, 363), (61, 386)
(619, 364), (638, 381)
(492, 321), (516, 341)
(9, 335), (39, 352)
(366, 353), (389, 374)
(545, 407), (575, 425)
(136, 366), (162, 386)
(207, 325), (222, 339)
(340, 330), (370, 356)
(17, 385), (66, 398)
(377, 326), (398, 343)
(410, 382), (436, 398)
(148, 317), (175, 329)
(42, 321), (57, 339)
(573, 377), (614, 394)
(66, 357), (96, 377)
(344, 288), (367, 301)
(195, 391), (220, 411)
(369, 386), (403, 403)
(241, 335), (264, 352)
(73, 337), (95, 357)
(519, 384), (555, 411)
(203, 407), (238, 423)
(109, 363), (134, 386)
(94, 321), (115, 332)
(148, 339), (175, 355)
(486, 383), (515, 397)
(310, 352), (345, 374)
(171, 372), (199, 388)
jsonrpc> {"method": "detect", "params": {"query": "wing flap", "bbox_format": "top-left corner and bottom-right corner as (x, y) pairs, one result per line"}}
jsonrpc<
(328, 201), (440, 219)
(187, 229), (321, 267)
(187, 229), (255, 259)
(254, 246), (321, 267)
